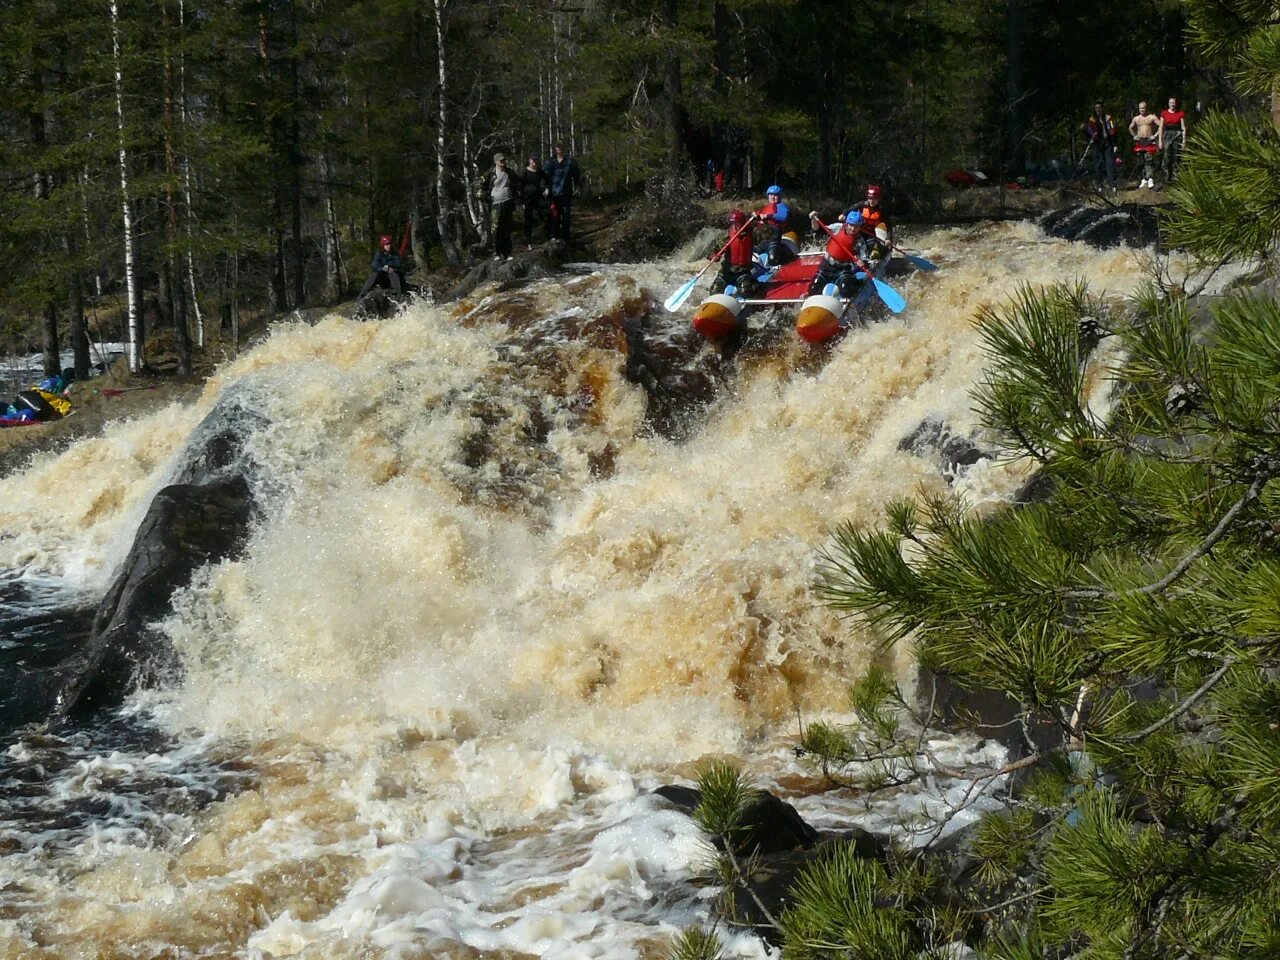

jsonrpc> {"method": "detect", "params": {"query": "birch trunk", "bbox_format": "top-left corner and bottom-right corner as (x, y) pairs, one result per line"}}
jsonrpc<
(321, 152), (346, 300)
(461, 117), (482, 236)
(110, 0), (142, 373)
(179, 0), (204, 348)
(432, 0), (459, 264)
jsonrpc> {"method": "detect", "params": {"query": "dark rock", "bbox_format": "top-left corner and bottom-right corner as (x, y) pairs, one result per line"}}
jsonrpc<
(445, 242), (572, 302)
(63, 474), (256, 716)
(55, 390), (269, 720)
(898, 418), (994, 477)
(654, 785), (819, 857)
(1013, 470), (1056, 504)
(1039, 203), (1161, 249)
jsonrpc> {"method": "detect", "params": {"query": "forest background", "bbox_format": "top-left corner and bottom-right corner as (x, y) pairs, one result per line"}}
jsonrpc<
(0, 0), (1216, 378)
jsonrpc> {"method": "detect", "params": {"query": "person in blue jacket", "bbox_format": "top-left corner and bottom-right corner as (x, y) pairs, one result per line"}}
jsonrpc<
(358, 234), (402, 299)
(544, 143), (583, 242)
(754, 185), (797, 266)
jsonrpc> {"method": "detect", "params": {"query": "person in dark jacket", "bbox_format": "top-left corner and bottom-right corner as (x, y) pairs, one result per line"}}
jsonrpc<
(358, 234), (402, 298)
(521, 156), (548, 249)
(1083, 102), (1119, 195)
(544, 142), (582, 242)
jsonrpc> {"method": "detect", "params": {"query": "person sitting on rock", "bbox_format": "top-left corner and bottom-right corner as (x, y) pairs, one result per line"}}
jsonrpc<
(358, 234), (402, 300)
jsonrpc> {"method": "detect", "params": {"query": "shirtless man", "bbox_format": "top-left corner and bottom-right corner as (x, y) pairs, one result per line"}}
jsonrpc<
(1158, 97), (1189, 184)
(1129, 101), (1160, 188)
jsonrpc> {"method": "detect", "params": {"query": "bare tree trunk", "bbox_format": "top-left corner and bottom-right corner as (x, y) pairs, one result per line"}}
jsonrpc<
(410, 176), (429, 270)
(432, 0), (459, 264)
(80, 170), (102, 297)
(64, 233), (90, 379)
(179, 0), (204, 348)
(661, 0), (685, 192)
(111, 0), (142, 372)
(258, 2), (288, 311)
(162, 0), (193, 375)
(287, 0), (305, 308)
(321, 152), (345, 300)
(461, 115), (483, 235)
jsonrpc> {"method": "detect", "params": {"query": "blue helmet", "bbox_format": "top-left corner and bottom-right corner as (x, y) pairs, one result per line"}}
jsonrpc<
(845, 211), (864, 226)
(766, 184), (782, 197)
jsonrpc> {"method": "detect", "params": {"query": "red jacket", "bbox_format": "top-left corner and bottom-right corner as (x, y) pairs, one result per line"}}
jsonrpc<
(824, 228), (860, 264)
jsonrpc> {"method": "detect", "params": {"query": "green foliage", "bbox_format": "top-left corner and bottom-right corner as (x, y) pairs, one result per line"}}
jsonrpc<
(692, 759), (754, 840)
(779, 845), (932, 960)
(668, 927), (724, 960)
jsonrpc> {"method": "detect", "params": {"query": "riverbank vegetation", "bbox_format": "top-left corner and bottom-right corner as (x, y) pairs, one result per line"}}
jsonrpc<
(0, 0), (1232, 380)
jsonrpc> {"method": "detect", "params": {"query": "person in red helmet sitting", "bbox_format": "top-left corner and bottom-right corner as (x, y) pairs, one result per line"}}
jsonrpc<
(843, 184), (891, 262)
(358, 233), (402, 300)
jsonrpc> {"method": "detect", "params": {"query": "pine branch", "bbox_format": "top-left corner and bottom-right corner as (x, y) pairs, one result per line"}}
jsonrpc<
(1066, 474), (1270, 600)
(1112, 657), (1238, 743)
(971, 884), (1051, 913)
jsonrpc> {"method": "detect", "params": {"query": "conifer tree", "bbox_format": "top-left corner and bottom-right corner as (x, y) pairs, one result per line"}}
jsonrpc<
(789, 10), (1280, 950)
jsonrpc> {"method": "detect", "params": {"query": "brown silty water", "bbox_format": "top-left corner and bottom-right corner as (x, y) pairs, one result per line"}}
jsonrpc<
(0, 222), (1167, 958)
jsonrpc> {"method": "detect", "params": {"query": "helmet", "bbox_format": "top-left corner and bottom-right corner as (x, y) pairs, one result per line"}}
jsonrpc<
(845, 211), (864, 226)
(766, 184), (782, 197)
(379, 234), (393, 245)
(865, 184), (882, 200)
(728, 209), (748, 227)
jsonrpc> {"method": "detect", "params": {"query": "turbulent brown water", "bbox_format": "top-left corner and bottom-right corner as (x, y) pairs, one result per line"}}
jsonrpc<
(0, 222), (1188, 958)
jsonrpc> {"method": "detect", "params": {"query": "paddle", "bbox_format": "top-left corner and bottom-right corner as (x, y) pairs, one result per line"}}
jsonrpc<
(812, 218), (907, 314)
(888, 243), (938, 272)
(664, 214), (757, 313)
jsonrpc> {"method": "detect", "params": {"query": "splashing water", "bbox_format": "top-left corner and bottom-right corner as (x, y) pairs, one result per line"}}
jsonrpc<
(0, 222), (1173, 958)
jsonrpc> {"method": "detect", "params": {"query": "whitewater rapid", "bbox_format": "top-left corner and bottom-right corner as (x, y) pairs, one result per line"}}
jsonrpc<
(0, 221), (1183, 958)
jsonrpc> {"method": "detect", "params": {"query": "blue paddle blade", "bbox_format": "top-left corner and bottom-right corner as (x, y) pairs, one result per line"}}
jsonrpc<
(873, 279), (907, 314)
(664, 276), (699, 312)
(906, 254), (938, 272)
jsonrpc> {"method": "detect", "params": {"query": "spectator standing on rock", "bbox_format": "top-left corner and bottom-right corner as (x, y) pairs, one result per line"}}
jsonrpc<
(1083, 101), (1119, 195)
(544, 142), (582, 242)
(485, 153), (516, 260)
(358, 233), (402, 300)
(1159, 96), (1189, 184)
(1129, 101), (1161, 189)
(521, 155), (547, 250)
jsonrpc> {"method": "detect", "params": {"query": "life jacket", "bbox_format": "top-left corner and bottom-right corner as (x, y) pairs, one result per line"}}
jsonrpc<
(824, 227), (860, 264)
(855, 205), (885, 235)
(1086, 115), (1117, 144)
(727, 220), (754, 267)
(757, 201), (791, 231)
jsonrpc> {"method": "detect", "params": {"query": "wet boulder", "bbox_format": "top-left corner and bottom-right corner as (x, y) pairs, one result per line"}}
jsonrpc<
(654, 784), (820, 857)
(898, 417), (994, 478)
(57, 389), (270, 718)
(445, 242), (573, 302)
(1040, 203), (1161, 249)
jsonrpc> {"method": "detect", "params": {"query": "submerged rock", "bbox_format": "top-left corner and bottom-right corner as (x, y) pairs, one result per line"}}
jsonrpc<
(898, 417), (994, 478)
(1040, 203), (1161, 249)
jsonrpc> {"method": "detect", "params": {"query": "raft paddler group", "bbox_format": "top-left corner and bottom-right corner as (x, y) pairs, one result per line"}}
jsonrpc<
(670, 183), (932, 344)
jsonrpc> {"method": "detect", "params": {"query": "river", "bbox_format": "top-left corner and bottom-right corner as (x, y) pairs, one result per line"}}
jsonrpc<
(0, 221), (1166, 958)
